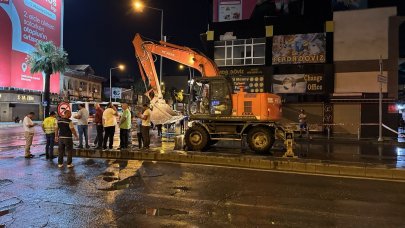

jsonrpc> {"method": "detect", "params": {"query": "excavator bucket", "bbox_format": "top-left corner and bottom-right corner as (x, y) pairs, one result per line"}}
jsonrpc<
(149, 97), (184, 125)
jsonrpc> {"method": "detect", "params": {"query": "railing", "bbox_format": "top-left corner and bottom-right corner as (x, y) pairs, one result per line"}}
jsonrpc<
(288, 122), (400, 141)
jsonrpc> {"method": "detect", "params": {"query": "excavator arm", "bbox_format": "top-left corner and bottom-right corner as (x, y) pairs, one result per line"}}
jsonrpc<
(132, 33), (220, 124)
(133, 33), (220, 97)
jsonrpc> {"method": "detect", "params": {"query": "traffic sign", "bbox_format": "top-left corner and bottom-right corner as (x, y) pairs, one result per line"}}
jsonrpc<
(377, 74), (387, 83)
(57, 102), (70, 116)
(112, 87), (122, 99)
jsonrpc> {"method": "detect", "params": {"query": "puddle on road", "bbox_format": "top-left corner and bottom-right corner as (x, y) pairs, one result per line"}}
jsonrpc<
(144, 208), (189, 216)
(0, 207), (16, 217)
(0, 179), (13, 188)
(99, 175), (140, 191)
(103, 176), (120, 182)
(0, 197), (22, 217)
(103, 171), (115, 176)
(84, 159), (96, 166)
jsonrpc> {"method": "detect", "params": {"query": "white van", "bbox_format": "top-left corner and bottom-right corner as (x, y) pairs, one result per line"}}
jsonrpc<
(70, 101), (96, 123)
(70, 101), (122, 124)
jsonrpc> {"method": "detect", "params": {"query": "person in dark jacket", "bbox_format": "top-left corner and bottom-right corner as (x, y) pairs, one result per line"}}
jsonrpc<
(93, 103), (104, 149)
(55, 110), (78, 168)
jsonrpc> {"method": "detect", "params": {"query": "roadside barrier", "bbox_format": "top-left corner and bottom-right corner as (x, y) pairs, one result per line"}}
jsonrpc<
(288, 122), (402, 141)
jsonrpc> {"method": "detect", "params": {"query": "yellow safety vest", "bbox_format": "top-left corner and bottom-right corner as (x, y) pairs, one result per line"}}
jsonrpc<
(42, 117), (57, 134)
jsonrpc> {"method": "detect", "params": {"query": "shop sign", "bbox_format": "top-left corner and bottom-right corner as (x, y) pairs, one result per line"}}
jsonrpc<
(0, 93), (40, 103)
(219, 66), (271, 93)
(272, 33), (326, 65)
(272, 74), (324, 94)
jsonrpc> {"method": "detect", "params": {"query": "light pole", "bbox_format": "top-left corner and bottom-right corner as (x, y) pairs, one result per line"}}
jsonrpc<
(134, 1), (164, 83)
(109, 65), (125, 102)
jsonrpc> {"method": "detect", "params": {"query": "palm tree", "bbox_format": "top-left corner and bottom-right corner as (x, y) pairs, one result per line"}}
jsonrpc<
(27, 41), (68, 117)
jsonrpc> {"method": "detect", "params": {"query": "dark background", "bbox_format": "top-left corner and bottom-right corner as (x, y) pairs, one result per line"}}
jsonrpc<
(63, 0), (213, 82)
(63, 0), (405, 85)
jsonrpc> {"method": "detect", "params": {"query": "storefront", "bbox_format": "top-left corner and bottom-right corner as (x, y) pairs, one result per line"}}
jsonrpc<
(0, 92), (42, 121)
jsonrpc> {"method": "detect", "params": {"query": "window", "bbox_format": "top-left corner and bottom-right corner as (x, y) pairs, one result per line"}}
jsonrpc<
(214, 38), (266, 66)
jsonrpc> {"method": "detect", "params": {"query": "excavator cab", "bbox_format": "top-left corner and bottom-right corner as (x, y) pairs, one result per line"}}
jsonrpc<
(188, 76), (233, 117)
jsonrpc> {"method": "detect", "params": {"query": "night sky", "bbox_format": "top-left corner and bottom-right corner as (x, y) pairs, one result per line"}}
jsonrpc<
(63, 0), (212, 82)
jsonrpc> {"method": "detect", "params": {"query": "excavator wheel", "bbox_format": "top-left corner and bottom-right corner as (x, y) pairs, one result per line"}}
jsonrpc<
(247, 126), (275, 154)
(185, 125), (209, 151)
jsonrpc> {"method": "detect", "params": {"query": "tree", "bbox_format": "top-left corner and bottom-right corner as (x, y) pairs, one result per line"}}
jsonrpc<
(27, 41), (68, 117)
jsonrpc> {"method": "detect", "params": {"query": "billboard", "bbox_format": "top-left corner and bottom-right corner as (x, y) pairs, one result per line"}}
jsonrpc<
(213, 0), (304, 22)
(272, 33), (326, 65)
(0, 0), (63, 93)
(272, 74), (324, 94)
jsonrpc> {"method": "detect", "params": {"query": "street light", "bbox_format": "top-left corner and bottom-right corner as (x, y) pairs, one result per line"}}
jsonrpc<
(133, 1), (164, 83)
(109, 64), (125, 102)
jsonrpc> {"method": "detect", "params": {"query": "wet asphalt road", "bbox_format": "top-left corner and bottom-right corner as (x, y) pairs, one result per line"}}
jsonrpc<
(2, 126), (405, 226)
(1, 156), (405, 227)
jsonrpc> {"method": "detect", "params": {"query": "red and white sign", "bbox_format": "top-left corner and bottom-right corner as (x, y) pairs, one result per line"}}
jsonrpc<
(57, 102), (70, 116)
(0, 0), (63, 93)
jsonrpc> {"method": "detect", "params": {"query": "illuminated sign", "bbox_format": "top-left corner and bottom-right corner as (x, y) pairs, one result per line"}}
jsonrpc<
(219, 66), (272, 93)
(17, 94), (35, 102)
(213, 0), (304, 22)
(0, 0), (63, 93)
(0, 93), (40, 102)
(272, 33), (326, 65)
(272, 74), (324, 94)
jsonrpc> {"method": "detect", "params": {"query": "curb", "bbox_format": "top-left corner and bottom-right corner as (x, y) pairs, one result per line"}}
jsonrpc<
(53, 148), (405, 181)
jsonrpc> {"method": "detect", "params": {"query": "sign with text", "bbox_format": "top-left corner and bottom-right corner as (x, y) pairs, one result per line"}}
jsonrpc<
(218, 66), (271, 93)
(0, 0), (63, 92)
(272, 33), (326, 65)
(0, 92), (40, 103)
(272, 74), (324, 94)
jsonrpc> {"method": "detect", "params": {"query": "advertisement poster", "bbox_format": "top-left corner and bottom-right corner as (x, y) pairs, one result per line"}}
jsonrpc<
(218, 0), (242, 22)
(332, 0), (367, 11)
(213, 0), (304, 22)
(0, 0), (63, 93)
(272, 74), (324, 94)
(272, 33), (326, 65)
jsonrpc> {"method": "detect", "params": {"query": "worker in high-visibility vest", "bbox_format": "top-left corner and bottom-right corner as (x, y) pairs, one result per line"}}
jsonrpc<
(42, 111), (58, 159)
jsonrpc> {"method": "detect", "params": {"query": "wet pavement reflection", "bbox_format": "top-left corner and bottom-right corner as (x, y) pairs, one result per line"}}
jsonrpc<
(1, 124), (405, 168)
(2, 147), (405, 226)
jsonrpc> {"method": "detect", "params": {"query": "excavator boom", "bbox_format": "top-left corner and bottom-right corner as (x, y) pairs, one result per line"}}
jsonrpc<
(133, 34), (221, 124)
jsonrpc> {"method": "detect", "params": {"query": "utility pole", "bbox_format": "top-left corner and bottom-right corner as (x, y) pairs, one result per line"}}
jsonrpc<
(377, 55), (386, 142)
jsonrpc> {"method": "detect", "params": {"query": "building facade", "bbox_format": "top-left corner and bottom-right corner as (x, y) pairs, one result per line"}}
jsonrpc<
(62, 65), (104, 102)
(203, 0), (404, 137)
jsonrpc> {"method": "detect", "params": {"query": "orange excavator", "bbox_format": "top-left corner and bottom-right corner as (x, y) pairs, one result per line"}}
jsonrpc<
(133, 33), (288, 153)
